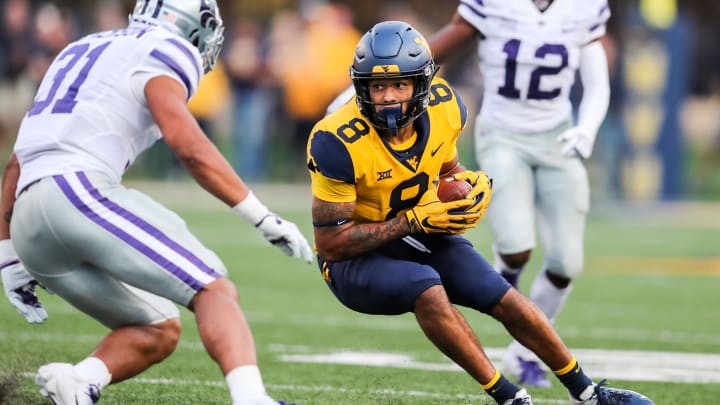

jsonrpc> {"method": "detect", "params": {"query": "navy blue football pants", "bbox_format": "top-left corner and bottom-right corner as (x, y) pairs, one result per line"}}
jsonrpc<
(317, 234), (511, 315)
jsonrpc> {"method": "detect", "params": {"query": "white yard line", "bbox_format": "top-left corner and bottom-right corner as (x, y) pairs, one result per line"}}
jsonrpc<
(133, 381), (571, 403)
(4, 330), (719, 384)
(277, 348), (720, 384)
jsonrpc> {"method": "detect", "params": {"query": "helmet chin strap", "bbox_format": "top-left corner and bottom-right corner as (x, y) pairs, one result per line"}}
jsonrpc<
(378, 106), (402, 136)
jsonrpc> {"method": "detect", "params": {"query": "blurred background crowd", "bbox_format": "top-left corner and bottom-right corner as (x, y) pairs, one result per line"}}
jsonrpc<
(1, 0), (719, 202)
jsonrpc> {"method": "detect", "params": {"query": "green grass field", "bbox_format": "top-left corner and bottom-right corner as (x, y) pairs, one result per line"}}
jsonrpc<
(1, 182), (719, 405)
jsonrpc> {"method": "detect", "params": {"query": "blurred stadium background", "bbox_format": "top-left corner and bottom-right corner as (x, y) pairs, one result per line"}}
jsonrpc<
(1, 0), (720, 202)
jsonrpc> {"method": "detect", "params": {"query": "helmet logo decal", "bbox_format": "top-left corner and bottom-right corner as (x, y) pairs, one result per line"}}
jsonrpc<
(414, 36), (432, 56)
(372, 65), (400, 76)
(160, 11), (176, 24)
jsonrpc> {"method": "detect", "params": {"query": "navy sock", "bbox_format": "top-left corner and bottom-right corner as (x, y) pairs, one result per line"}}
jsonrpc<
(555, 357), (593, 400)
(483, 372), (521, 404)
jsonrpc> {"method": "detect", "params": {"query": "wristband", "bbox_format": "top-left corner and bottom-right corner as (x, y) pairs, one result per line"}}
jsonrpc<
(231, 191), (270, 226)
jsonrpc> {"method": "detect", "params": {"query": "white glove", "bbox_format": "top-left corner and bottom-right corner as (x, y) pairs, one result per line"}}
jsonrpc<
(233, 191), (314, 264)
(0, 239), (48, 323)
(556, 126), (596, 159)
(256, 214), (314, 263)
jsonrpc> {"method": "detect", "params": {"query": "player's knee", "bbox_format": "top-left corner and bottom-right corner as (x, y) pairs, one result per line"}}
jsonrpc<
(545, 270), (572, 289)
(546, 253), (583, 282)
(489, 288), (535, 324)
(207, 277), (239, 301)
(501, 250), (531, 268)
(414, 285), (453, 317)
(189, 277), (239, 311)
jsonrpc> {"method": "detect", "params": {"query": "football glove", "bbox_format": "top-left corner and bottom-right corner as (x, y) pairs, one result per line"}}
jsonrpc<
(405, 199), (482, 234)
(452, 170), (493, 216)
(0, 239), (48, 324)
(557, 126), (596, 159)
(233, 191), (313, 264)
(256, 214), (314, 264)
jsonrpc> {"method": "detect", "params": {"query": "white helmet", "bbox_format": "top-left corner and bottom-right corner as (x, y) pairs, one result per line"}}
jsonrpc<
(129, 0), (224, 73)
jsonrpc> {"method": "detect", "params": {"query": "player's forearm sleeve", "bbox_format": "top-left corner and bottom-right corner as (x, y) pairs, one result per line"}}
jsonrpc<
(577, 41), (610, 136)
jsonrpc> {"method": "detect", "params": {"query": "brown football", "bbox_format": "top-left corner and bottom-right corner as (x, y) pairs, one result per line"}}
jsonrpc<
(437, 177), (472, 202)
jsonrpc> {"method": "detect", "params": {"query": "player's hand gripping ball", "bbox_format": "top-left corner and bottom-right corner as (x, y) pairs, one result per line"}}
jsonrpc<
(437, 177), (473, 202)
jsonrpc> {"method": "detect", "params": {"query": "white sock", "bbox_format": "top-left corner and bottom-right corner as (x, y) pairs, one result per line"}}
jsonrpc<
(74, 357), (112, 388)
(226, 365), (268, 403)
(529, 270), (573, 322)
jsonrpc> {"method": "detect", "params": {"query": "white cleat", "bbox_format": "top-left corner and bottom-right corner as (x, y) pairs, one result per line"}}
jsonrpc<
(502, 388), (533, 405)
(36, 363), (100, 405)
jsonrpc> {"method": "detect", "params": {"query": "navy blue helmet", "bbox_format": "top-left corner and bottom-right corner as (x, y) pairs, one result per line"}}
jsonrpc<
(350, 21), (437, 133)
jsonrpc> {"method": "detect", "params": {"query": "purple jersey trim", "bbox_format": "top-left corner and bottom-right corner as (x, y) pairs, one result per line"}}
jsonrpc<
(165, 38), (201, 80)
(150, 49), (192, 99)
(0, 259), (20, 270)
(53, 173), (222, 291)
(460, 0), (487, 18)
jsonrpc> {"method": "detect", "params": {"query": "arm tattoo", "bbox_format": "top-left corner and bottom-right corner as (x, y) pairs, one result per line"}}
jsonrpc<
(313, 199), (410, 260)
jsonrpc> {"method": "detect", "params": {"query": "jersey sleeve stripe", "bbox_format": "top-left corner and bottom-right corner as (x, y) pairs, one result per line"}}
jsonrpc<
(165, 38), (201, 80)
(150, 49), (192, 99)
(590, 1), (611, 31)
(0, 259), (21, 270)
(598, 4), (609, 17)
(456, 89), (468, 128)
(459, 0), (487, 19)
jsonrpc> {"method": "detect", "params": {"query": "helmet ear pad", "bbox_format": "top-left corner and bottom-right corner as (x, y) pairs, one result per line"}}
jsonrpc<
(350, 21), (437, 132)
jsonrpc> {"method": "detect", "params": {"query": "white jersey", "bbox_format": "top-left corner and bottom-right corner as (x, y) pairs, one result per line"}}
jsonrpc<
(14, 26), (203, 196)
(458, 0), (610, 133)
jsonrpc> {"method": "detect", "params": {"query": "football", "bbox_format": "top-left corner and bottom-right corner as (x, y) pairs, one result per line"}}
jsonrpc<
(437, 177), (472, 202)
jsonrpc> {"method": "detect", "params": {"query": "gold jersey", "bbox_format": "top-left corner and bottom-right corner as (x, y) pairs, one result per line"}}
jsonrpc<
(307, 77), (467, 223)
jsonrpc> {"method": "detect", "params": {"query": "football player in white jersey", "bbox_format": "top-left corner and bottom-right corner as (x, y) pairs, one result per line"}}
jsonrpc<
(0, 1), (311, 404)
(429, 0), (611, 390)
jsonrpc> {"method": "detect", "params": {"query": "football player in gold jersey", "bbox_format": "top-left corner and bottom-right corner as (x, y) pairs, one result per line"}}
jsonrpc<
(306, 21), (652, 405)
